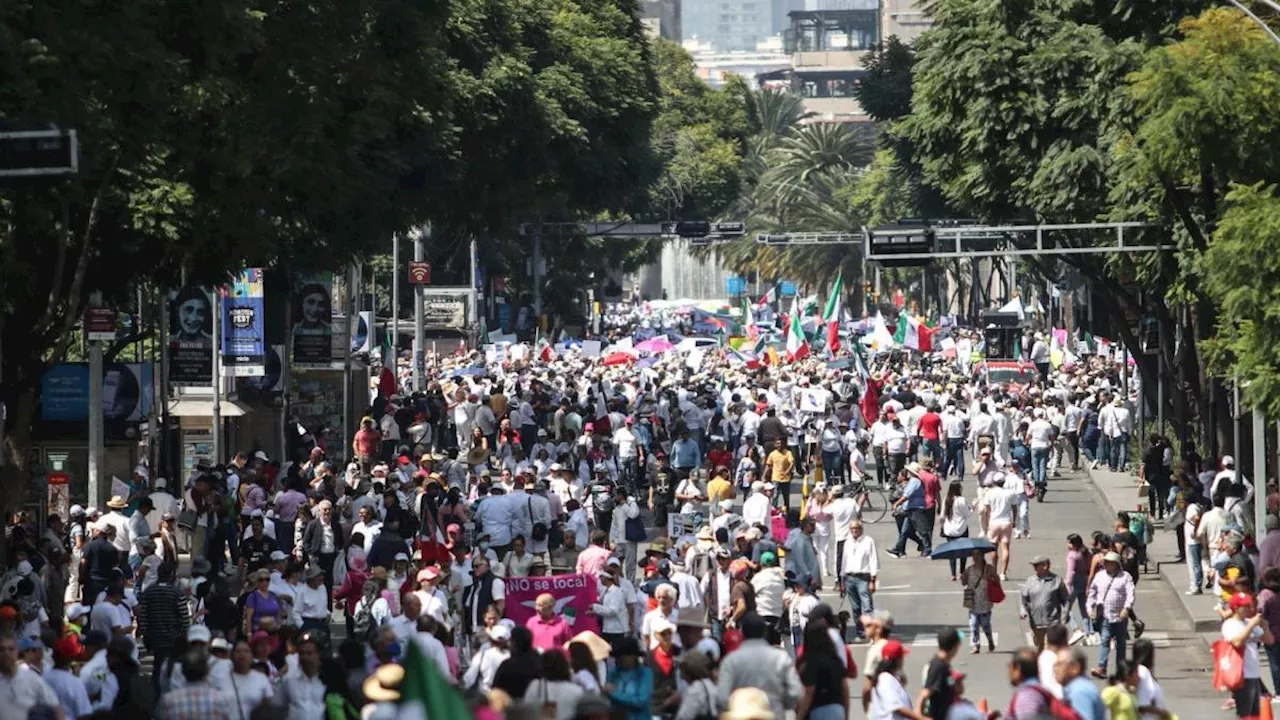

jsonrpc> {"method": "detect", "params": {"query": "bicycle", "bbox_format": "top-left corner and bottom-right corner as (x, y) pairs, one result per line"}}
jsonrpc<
(847, 478), (892, 524)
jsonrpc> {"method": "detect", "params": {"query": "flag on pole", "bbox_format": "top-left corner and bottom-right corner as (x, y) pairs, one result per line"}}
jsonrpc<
(786, 311), (810, 362)
(892, 310), (934, 352)
(397, 638), (470, 720)
(535, 329), (553, 362)
(757, 284), (779, 308)
(822, 272), (843, 353)
(743, 296), (758, 341)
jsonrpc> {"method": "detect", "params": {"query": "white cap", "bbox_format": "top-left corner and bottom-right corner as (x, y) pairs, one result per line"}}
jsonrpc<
(254, 450), (269, 461)
(154, 478), (168, 490)
(269, 551), (288, 561)
(64, 603), (90, 622)
(69, 505), (85, 517)
(133, 464), (149, 480)
(1223, 455), (1236, 467)
(187, 626), (212, 643)
(210, 638), (232, 651)
(394, 553), (410, 562)
(488, 625), (511, 641)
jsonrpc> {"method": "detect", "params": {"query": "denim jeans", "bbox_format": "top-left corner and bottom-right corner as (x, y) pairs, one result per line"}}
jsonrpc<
(943, 529), (970, 576)
(1097, 619), (1128, 672)
(807, 705), (845, 720)
(843, 575), (874, 634)
(924, 439), (943, 468)
(1030, 447), (1049, 486)
(944, 439), (966, 480)
(1265, 643), (1280, 698)
(822, 450), (843, 483)
(1097, 435), (1111, 466)
(968, 611), (993, 647)
(1187, 543), (1204, 591)
(1109, 433), (1129, 470)
(892, 508), (930, 554)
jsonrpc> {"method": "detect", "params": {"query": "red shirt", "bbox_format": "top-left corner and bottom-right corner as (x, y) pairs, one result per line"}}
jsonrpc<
(920, 470), (941, 510)
(708, 449), (733, 470)
(918, 412), (942, 441)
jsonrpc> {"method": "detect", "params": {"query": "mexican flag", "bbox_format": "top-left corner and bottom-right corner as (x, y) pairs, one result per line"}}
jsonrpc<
(757, 284), (779, 307)
(535, 329), (553, 362)
(397, 637), (469, 719)
(822, 272), (843, 353)
(892, 309), (934, 352)
(742, 296), (758, 341)
(786, 311), (810, 362)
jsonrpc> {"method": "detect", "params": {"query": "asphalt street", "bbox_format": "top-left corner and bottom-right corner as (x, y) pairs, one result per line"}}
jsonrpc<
(798, 465), (1225, 717)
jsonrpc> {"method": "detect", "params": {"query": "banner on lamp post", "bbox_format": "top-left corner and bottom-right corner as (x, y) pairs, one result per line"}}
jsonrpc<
(222, 268), (266, 376)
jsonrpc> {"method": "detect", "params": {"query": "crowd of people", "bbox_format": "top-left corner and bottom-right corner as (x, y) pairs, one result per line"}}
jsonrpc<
(0, 303), (1269, 720)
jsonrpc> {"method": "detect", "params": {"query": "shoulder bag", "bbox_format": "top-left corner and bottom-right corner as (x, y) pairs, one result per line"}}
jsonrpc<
(529, 498), (549, 542)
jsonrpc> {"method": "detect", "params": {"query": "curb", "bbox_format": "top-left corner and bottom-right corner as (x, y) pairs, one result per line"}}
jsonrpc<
(1079, 467), (1221, 634)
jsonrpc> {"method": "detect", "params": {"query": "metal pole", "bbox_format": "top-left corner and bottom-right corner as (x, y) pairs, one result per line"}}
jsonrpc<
(533, 229), (543, 323)
(470, 238), (480, 346)
(392, 234), (400, 367)
(157, 288), (170, 477)
(87, 291), (105, 508)
(343, 265), (358, 445)
(1254, 407), (1267, 537)
(1233, 375), (1242, 471)
(1157, 354), (1165, 432)
(414, 227), (426, 392)
(281, 281), (292, 464)
(212, 288), (222, 465)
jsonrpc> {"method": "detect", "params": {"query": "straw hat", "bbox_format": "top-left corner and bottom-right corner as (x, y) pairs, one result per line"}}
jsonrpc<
(106, 495), (128, 510)
(362, 663), (405, 702)
(564, 630), (612, 662)
(722, 688), (773, 720)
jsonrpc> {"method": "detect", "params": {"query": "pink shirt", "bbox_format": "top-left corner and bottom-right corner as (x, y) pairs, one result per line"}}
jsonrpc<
(1260, 531), (1280, 578)
(576, 545), (612, 576)
(526, 614), (573, 651)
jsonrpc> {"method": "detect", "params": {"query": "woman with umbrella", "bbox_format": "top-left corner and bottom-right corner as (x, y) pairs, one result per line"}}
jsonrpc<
(932, 537), (1000, 655)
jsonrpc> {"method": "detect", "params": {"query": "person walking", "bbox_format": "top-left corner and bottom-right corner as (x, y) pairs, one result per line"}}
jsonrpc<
(716, 613), (803, 718)
(1019, 555), (1069, 651)
(960, 550), (998, 654)
(137, 562), (190, 695)
(804, 486), (834, 579)
(1221, 591), (1273, 719)
(887, 466), (930, 558)
(939, 482), (971, 581)
(840, 520), (879, 642)
(1086, 551), (1135, 678)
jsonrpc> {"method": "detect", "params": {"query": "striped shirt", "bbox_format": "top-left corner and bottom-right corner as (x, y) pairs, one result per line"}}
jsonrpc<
(138, 582), (190, 652)
(1085, 568), (1134, 623)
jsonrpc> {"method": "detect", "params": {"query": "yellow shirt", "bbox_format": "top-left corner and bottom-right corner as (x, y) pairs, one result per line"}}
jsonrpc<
(706, 477), (734, 504)
(1101, 685), (1139, 720)
(767, 450), (794, 483)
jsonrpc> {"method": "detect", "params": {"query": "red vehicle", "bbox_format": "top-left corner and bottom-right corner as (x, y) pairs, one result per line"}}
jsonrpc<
(973, 360), (1040, 393)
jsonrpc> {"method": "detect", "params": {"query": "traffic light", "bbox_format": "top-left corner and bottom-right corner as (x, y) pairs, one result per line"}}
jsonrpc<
(675, 221), (711, 238)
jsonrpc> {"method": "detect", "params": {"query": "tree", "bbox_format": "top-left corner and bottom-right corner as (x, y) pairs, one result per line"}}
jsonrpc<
(0, 0), (665, 505)
(899, 0), (1226, 448)
(1121, 8), (1280, 417)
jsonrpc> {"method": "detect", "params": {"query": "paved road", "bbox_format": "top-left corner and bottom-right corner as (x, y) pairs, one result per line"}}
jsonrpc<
(793, 467), (1224, 717)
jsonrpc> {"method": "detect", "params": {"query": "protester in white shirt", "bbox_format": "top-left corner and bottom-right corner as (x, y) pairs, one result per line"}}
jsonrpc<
(229, 641), (275, 718)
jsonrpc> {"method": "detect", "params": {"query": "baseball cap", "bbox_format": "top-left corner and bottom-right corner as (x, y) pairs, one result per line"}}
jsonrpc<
(880, 638), (909, 662)
(488, 625), (512, 642)
(650, 617), (677, 636)
(1230, 592), (1256, 610)
(18, 637), (42, 652)
(269, 550), (288, 562)
(210, 638), (232, 652)
(187, 626), (212, 644)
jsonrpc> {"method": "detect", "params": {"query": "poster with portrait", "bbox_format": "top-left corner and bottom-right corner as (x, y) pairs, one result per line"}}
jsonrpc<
(168, 286), (214, 385)
(292, 273), (334, 368)
(222, 268), (266, 376)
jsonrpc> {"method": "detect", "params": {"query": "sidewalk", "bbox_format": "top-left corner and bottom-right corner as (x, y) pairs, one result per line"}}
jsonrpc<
(1083, 465), (1222, 633)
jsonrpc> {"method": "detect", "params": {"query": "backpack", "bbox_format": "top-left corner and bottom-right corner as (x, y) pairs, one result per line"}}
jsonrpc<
(688, 548), (714, 580)
(353, 597), (377, 642)
(592, 483), (615, 514)
(1017, 684), (1082, 720)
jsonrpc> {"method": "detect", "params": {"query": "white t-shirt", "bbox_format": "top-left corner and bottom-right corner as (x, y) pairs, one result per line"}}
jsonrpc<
(984, 487), (1016, 524)
(89, 601), (131, 637)
(0, 665), (60, 718)
(1184, 503), (1202, 547)
(229, 670), (274, 718)
(1135, 664), (1166, 719)
(1037, 648), (1062, 698)
(1222, 617), (1264, 679)
(869, 672), (912, 720)
(1028, 420), (1054, 450)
